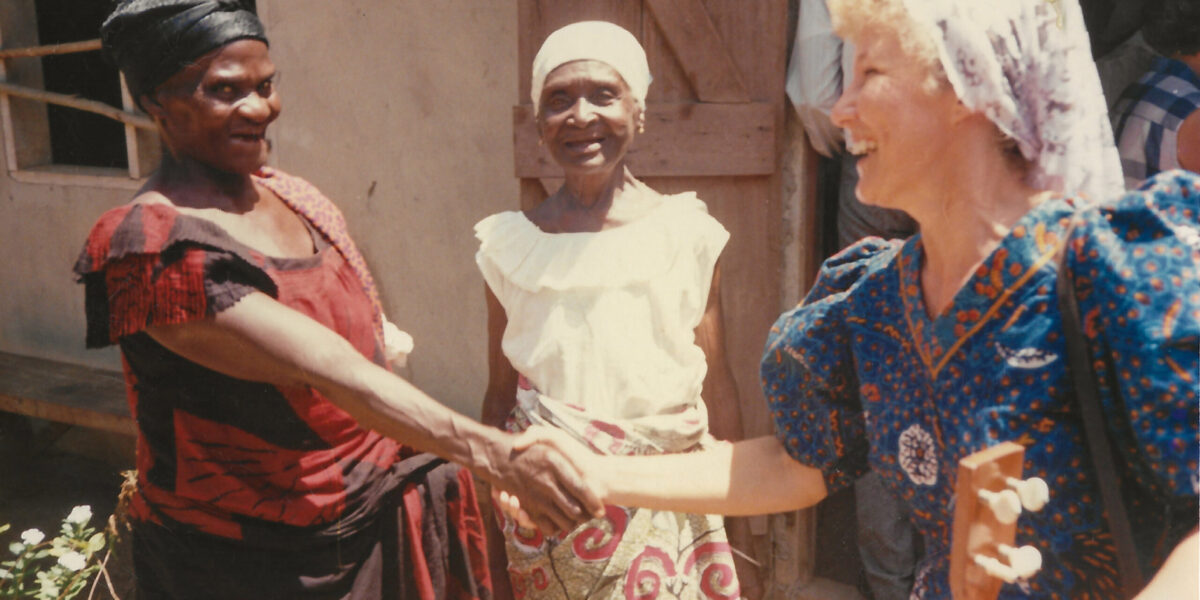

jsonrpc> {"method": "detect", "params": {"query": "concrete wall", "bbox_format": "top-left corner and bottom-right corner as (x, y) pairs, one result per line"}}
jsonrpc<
(0, 1), (519, 418)
(0, 0), (127, 370)
(0, 180), (128, 369)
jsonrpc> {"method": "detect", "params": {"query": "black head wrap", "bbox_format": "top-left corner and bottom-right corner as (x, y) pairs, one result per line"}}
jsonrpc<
(101, 0), (268, 108)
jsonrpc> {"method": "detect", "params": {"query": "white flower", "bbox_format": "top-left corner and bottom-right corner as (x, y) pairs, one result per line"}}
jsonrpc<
(66, 505), (93, 525)
(0, 567), (11, 579)
(39, 576), (60, 596)
(57, 551), (87, 572)
(20, 528), (45, 545)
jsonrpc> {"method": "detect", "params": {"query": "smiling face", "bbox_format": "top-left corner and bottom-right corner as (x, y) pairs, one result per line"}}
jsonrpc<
(831, 25), (961, 211)
(537, 60), (643, 176)
(145, 39), (281, 176)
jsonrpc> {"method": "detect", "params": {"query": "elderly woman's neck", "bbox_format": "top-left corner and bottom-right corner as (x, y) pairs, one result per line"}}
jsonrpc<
(560, 165), (639, 209)
(155, 153), (259, 211)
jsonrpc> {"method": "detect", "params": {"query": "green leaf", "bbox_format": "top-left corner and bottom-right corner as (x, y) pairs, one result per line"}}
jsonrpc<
(73, 527), (95, 544)
(85, 534), (105, 554)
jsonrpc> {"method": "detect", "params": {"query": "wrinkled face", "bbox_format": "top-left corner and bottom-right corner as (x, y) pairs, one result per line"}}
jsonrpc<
(831, 25), (959, 210)
(146, 39), (281, 175)
(537, 60), (643, 175)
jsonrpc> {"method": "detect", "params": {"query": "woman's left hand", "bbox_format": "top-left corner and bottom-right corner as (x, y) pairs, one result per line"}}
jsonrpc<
(513, 426), (603, 479)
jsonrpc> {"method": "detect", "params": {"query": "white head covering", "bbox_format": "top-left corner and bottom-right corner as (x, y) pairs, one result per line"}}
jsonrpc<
(530, 21), (652, 116)
(899, 0), (1123, 202)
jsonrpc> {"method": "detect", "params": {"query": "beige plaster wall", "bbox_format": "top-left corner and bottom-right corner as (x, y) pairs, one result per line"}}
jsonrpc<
(0, 1), (519, 418)
(0, 179), (127, 369)
(0, 0), (127, 369)
(259, 1), (519, 417)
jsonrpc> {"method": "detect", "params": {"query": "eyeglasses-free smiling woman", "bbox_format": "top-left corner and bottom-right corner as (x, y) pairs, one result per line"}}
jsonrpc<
(502, 1), (1200, 599)
(475, 20), (761, 600)
(75, 2), (601, 598)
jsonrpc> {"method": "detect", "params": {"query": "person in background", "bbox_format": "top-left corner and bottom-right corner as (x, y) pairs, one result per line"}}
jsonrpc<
(505, 0), (1200, 597)
(79, 2), (600, 597)
(477, 20), (758, 600)
(786, 1), (919, 597)
(1111, 0), (1200, 188)
(787, 0), (917, 251)
(1094, 32), (1155, 110)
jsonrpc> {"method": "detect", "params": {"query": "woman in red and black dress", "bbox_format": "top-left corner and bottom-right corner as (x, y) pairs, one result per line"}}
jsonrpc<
(75, 2), (600, 598)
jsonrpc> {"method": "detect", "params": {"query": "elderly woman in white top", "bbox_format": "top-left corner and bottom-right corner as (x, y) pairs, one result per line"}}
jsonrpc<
(475, 21), (758, 600)
(506, 1), (1200, 598)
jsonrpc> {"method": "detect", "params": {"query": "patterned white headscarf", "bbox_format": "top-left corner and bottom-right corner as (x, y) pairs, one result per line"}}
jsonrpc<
(530, 21), (652, 117)
(900, 0), (1123, 202)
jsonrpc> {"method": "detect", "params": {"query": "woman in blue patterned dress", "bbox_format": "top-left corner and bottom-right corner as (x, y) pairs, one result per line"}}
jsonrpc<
(502, 0), (1200, 597)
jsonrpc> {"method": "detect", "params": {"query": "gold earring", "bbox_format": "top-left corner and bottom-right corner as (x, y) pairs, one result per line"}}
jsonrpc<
(637, 123), (645, 134)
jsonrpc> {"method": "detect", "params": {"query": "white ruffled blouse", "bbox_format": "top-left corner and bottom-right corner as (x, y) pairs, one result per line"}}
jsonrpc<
(474, 193), (729, 421)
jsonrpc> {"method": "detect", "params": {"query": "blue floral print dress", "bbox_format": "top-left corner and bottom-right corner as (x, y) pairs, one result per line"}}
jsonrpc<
(762, 170), (1200, 599)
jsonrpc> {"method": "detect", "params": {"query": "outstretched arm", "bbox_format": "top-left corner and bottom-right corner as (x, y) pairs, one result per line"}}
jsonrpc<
(146, 291), (603, 533)
(500, 257), (829, 518)
(694, 261), (763, 594)
(598, 435), (828, 516)
(513, 429), (828, 517)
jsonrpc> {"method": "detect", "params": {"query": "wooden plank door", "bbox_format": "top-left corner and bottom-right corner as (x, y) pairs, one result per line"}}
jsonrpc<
(513, 0), (788, 442)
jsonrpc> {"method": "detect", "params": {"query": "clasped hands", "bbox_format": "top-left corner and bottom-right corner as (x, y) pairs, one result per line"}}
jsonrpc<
(492, 426), (604, 534)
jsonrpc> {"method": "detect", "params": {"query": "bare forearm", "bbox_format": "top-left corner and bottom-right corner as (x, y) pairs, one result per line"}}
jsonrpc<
(316, 360), (510, 483)
(148, 292), (602, 532)
(1135, 529), (1198, 600)
(174, 294), (509, 483)
(597, 435), (828, 515)
(311, 361), (601, 530)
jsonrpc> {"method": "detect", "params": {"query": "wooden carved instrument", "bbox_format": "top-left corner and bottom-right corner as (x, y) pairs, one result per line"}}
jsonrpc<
(950, 441), (1050, 600)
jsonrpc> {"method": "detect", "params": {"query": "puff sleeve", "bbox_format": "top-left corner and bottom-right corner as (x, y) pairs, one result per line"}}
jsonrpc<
(761, 238), (901, 493)
(73, 204), (276, 348)
(1069, 170), (1200, 505)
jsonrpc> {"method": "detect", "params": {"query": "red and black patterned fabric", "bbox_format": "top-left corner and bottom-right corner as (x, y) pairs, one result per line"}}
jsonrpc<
(131, 454), (491, 600)
(73, 169), (490, 599)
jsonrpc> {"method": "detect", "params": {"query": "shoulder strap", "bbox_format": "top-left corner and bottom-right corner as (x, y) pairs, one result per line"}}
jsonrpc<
(255, 168), (387, 351)
(1055, 218), (1145, 598)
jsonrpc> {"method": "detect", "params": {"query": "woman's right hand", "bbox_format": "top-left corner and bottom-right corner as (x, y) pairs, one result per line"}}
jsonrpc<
(144, 291), (603, 535)
(486, 431), (605, 534)
(514, 426), (605, 485)
(496, 426), (608, 530)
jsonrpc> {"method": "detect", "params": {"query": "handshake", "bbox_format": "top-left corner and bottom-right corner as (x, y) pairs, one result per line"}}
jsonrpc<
(486, 426), (607, 534)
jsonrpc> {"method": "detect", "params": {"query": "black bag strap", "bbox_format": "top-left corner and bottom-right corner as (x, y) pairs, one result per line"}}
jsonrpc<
(1055, 219), (1145, 597)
